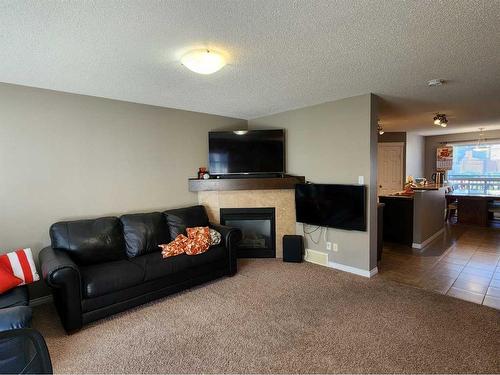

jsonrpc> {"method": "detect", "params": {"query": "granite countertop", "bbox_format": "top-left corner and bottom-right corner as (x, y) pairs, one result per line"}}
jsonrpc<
(412, 183), (446, 191)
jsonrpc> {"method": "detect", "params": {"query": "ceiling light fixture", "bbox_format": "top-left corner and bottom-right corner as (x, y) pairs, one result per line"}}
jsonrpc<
(433, 113), (448, 127)
(377, 121), (384, 135)
(233, 130), (248, 135)
(180, 49), (226, 75)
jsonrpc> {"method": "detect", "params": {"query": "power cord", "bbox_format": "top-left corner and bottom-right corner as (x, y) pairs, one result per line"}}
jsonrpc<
(303, 223), (322, 245)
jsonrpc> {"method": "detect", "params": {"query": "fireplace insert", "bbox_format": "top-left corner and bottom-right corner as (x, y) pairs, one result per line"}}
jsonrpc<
(220, 208), (276, 258)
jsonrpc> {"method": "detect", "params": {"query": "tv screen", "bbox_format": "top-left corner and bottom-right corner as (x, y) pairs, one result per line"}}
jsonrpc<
(295, 183), (366, 231)
(209, 130), (285, 175)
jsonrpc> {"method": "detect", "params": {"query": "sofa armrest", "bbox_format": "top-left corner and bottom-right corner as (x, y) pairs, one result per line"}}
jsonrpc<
(39, 246), (80, 288)
(38, 247), (83, 332)
(0, 306), (32, 332)
(210, 223), (242, 275)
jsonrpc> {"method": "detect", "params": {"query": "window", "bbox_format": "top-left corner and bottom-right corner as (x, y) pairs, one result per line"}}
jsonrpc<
(447, 143), (500, 194)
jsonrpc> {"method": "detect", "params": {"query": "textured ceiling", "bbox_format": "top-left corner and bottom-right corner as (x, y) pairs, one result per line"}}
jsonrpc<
(1, 0), (499, 135)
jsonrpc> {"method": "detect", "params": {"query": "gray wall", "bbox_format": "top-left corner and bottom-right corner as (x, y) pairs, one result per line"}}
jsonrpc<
(424, 129), (500, 179)
(0, 83), (245, 298)
(412, 188), (445, 245)
(249, 94), (378, 272)
(406, 132), (425, 178)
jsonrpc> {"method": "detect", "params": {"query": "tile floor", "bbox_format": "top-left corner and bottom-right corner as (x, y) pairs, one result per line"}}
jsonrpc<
(378, 224), (500, 309)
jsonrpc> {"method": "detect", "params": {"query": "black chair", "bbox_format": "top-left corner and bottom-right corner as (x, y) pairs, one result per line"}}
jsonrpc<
(0, 328), (52, 374)
(0, 286), (32, 332)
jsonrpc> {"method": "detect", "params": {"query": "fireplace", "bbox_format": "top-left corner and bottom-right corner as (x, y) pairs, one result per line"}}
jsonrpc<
(220, 208), (276, 258)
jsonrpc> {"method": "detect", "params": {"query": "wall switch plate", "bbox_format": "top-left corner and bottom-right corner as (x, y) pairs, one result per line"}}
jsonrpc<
(358, 176), (364, 185)
(326, 242), (332, 250)
(333, 243), (339, 252)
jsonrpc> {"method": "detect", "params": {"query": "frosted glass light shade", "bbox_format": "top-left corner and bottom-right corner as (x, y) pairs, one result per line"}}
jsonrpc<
(181, 49), (226, 75)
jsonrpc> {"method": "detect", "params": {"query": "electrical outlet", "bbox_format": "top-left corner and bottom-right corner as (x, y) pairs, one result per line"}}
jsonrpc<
(333, 243), (339, 252)
(326, 242), (332, 250)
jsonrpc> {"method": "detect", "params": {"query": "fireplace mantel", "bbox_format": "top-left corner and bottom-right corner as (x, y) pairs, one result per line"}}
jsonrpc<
(188, 175), (305, 192)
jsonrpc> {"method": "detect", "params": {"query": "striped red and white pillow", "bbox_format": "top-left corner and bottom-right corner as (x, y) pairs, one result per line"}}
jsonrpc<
(0, 248), (40, 285)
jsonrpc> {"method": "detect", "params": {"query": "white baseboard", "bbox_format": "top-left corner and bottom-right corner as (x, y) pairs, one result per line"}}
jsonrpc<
(329, 261), (378, 278)
(304, 248), (377, 278)
(30, 295), (52, 307)
(412, 228), (444, 249)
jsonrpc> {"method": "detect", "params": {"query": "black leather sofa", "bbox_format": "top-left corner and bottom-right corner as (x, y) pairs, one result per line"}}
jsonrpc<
(39, 205), (241, 333)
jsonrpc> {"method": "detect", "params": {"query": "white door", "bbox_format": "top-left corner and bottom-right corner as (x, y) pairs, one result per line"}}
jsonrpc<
(378, 142), (404, 196)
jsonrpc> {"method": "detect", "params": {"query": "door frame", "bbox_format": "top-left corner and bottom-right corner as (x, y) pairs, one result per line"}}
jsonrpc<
(377, 142), (405, 196)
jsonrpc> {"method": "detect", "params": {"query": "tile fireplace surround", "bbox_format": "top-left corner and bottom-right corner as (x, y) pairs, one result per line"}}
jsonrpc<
(198, 189), (296, 258)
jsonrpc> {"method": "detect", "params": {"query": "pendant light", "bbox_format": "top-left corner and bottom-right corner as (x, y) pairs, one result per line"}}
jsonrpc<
(473, 128), (489, 152)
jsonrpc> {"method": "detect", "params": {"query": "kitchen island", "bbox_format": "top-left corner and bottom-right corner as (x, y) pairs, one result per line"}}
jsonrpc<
(379, 187), (446, 248)
(447, 192), (500, 226)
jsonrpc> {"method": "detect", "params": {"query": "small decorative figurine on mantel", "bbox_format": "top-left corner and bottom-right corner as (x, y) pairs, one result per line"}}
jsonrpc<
(197, 167), (207, 179)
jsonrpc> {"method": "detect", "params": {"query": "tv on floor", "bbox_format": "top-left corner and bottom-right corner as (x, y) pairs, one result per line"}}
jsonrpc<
(295, 183), (367, 231)
(208, 129), (285, 175)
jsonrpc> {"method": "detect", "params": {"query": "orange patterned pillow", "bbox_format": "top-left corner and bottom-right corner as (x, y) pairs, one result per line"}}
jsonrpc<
(159, 234), (189, 258)
(186, 226), (210, 239)
(185, 227), (211, 255)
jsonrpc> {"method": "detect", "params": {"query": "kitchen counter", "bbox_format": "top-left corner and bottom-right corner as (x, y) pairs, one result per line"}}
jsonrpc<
(379, 187), (446, 248)
(412, 183), (445, 191)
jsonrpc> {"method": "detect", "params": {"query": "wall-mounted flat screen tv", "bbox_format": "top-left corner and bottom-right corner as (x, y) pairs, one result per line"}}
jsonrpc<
(209, 129), (285, 175)
(295, 183), (367, 231)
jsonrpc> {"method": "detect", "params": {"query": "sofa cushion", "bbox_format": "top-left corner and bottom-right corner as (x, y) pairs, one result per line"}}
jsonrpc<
(130, 251), (191, 282)
(81, 260), (145, 298)
(120, 212), (170, 258)
(164, 205), (209, 239)
(50, 217), (125, 265)
(189, 245), (227, 268)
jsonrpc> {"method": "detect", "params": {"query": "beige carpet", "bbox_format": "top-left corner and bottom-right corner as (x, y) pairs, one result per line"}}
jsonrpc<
(33, 259), (500, 374)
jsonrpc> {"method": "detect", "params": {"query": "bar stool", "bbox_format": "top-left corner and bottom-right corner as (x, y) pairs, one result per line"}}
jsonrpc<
(445, 187), (458, 222)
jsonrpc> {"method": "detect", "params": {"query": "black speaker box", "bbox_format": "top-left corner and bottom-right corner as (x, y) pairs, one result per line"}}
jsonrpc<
(283, 235), (304, 262)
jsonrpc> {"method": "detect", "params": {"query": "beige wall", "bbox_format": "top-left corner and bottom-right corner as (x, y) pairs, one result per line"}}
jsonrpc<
(249, 94), (378, 272)
(424, 129), (500, 179)
(0, 83), (245, 298)
(406, 132), (425, 178)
